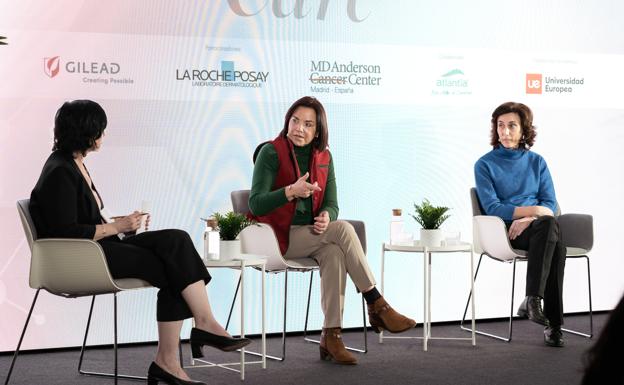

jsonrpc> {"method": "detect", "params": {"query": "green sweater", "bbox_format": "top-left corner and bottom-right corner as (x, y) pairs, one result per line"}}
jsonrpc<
(249, 143), (338, 225)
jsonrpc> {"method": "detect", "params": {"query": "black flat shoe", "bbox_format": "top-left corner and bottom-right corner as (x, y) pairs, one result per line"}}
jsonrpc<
(190, 327), (252, 358)
(147, 362), (206, 385)
(517, 296), (550, 327)
(544, 326), (564, 347)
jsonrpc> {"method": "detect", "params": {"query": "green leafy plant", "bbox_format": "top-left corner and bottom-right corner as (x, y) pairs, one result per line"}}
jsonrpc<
(410, 199), (450, 230)
(212, 211), (254, 241)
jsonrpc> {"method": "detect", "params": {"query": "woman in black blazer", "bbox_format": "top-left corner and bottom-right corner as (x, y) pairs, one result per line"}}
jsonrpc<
(29, 100), (249, 385)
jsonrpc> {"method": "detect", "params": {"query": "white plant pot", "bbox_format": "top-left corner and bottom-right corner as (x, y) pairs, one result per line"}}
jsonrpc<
(219, 239), (241, 260)
(420, 229), (444, 247)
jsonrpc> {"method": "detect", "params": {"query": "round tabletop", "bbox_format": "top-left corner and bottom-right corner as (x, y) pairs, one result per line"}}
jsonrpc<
(203, 254), (267, 268)
(383, 241), (472, 253)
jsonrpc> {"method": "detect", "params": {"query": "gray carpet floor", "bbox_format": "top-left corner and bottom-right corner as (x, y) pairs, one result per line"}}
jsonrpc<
(0, 313), (602, 385)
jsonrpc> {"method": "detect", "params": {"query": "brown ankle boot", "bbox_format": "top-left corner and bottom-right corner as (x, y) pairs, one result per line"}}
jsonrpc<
(319, 328), (357, 365)
(368, 296), (417, 334)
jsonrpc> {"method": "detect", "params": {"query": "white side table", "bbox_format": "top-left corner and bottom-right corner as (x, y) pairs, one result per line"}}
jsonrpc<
(184, 254), (266, 380)
(380, 241), (476, 351)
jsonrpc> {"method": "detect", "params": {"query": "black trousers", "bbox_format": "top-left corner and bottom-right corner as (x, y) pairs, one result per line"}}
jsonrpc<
(99, 229), (211, 322)
(508, 216), (566, 326)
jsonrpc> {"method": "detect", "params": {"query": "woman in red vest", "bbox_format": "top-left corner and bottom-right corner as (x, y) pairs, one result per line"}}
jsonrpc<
(249, 96), (416, 365)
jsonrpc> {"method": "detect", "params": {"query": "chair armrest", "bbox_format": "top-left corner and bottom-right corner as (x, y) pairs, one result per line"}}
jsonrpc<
(558, 213), (593, 251)
(343, 219), (366, 255)
(473, 216), (525, 261)
(31, 238), (120, 296)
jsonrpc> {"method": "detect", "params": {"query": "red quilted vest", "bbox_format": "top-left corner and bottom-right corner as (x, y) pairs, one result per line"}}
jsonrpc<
(251, 135), (330, 255)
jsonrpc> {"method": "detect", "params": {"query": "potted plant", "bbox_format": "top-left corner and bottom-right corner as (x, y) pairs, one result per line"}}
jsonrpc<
(410, 199), (450, 247)
(212, 211), (254, 260)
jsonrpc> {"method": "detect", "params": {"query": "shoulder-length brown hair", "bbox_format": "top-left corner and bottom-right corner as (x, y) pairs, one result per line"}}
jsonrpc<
(490, 101), (536, 150)
(279, 96), (329, 151)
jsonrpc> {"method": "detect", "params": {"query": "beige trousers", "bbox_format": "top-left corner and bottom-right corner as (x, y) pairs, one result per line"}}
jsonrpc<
(283, 220), (376, 328)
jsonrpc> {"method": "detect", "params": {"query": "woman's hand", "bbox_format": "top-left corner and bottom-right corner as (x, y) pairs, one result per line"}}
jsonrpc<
(535, 206), (554, 217)
(112, 211), (143, 233)
(286, 172), (322, 201)
(513, 205), (554, 219)
(313, 211), (330, 234)
(508, 216), (536, 240)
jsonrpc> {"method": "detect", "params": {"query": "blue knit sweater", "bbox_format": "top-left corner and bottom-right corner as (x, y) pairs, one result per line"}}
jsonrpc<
(474, 146), (557, 222)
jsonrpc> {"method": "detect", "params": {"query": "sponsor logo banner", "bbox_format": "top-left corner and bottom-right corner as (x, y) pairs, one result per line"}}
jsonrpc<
(432, 68), (472, 96)
(176, 60), (269, 88)
(526, 73), (585, 95)
(43, 56), (134, 85)
(309, 60), (382, 94)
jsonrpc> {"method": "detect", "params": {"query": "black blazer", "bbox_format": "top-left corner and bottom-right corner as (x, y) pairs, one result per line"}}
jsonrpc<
(29, 151), (104, 239)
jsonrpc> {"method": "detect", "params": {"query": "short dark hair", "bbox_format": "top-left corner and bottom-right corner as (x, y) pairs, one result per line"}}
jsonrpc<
(53, 100), (107, 156)
(279, 96), (329, 151)
(490, 101), (536, 150)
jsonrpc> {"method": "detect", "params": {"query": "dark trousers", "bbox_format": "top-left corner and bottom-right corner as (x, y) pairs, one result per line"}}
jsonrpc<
(509, 216), (566, 326)
(99, 229), (211, 322)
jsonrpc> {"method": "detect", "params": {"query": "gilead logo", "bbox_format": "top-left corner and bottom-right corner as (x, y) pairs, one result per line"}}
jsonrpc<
(44, 56), (61, 78)
(526, 73), (542, 94)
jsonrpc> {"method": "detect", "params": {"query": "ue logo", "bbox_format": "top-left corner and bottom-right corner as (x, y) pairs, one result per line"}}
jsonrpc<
(526, 73), (542, 94)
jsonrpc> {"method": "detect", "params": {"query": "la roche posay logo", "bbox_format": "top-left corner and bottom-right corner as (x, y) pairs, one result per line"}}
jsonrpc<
(43, 56), (134, 85)
(309, 60), (381, 94)
(227, 0), (369, 22)
(176, 61), (269, 88)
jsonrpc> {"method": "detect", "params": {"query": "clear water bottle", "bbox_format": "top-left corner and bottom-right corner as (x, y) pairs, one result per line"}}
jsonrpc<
(390, 209), (404, 245)
(203, 218), (220, 261)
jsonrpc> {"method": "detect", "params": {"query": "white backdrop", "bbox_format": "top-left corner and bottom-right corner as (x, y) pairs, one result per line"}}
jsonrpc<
(1, 0), (623, 351)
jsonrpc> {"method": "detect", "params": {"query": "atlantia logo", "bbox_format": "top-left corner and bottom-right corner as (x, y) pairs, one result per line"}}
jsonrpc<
(43, 56), (133, 85)
(526, 73), (584, 94)
(227, 0), (369, 22)
(432, 69), (471, 96)
(176, 61), (269, 88)
(309, 60), (381, 94)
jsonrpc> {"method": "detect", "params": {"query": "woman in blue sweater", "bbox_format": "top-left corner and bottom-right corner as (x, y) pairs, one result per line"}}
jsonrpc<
(474, 101), (566, 347)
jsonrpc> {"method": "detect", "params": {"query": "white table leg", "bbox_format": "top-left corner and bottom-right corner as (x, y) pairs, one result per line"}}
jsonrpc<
(428, 250), (432, 339)
(470, 248), (476, 346)
(380, 244), (386, 344)
(262, 263), (266, 368)
(240, 261), (245, 381)
(423, 247), (428, 351)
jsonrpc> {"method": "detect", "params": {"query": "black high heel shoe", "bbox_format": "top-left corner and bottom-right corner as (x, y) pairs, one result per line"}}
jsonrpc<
(147, 362), (206, 385)
(190, 327), (252, 358)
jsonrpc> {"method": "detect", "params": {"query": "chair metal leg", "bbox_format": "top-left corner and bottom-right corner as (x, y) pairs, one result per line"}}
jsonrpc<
(303, 271), (368, 353)
(460, 254), (518, 342)
(78, 294), (146, 381)
(4, 289), (40, 385)
(303, 270), (315, 341)
(361, 296), (368, 353)
(225, 275), (242, 331)
(562, 255), (593, 338)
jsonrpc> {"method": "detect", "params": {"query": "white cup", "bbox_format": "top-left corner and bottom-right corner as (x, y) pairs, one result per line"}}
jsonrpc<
(137, 200), (151, 234)
(444, 230), (461, 245)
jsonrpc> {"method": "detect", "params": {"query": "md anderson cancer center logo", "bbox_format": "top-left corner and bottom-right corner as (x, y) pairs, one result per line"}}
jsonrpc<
(309, 60), (381, 94)
(43, 56), (134, 85)
(176, 61), (269, 88)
